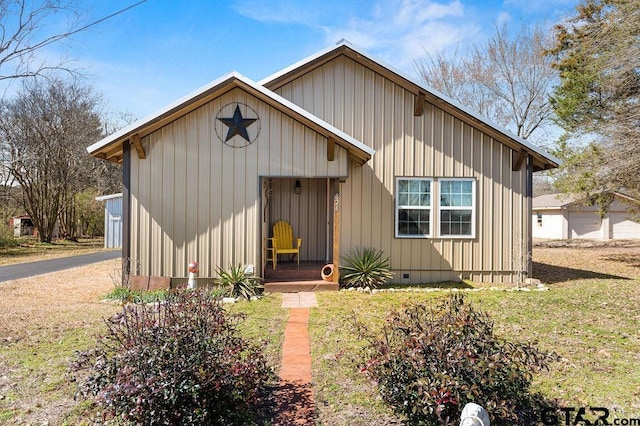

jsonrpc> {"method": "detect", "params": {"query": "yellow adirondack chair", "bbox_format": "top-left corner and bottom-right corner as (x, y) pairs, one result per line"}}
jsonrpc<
(271, 220), (302, 269)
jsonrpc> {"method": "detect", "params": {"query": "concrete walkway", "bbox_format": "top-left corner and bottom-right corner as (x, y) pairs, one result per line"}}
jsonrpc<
(272, 292), (317, 425)
(281, 292), (319, 308)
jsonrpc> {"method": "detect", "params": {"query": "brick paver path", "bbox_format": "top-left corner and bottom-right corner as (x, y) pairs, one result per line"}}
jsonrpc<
(272, 293), (317, 425)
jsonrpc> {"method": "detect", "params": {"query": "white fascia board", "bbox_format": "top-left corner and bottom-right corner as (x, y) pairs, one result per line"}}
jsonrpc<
(258, 43), (344, 86)
(87, 71), (245, 154)
(95, 193), (123, 201)
(88, 70), (373, 159)
(236, 73), (374, 157)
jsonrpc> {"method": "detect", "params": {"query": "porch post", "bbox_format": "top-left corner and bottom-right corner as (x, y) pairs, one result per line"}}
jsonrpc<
(122, 143), (131, 268)
(332, 193), (340, 283)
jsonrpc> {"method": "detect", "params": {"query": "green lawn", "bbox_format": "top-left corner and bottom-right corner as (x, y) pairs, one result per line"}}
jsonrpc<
(302, 244), (640, 425)
(308, 282), (640, 425)
(227, 294), (290, 372)
(1, 244), (638, 424)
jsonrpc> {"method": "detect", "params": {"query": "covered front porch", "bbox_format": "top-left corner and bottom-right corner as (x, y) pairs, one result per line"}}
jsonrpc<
(263, 261), (338, 292)
(260, 176), (342, 291)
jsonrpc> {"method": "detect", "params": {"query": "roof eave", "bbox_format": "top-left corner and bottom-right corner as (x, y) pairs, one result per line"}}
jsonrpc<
(88, 71), (374, 165)
(88, 72), (247, 163)
(262, 42), (560, 171)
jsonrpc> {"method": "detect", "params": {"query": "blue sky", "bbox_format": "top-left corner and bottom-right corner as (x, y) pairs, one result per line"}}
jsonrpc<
(10, 0), (580, 120)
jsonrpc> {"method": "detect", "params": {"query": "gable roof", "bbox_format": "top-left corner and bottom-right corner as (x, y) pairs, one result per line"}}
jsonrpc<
(533, 192), (640, 209)
(95, 193), (123, 201)
(87, 71), (374, 166)
(532, 193), (582, 209)
(260, 41), (560, 172)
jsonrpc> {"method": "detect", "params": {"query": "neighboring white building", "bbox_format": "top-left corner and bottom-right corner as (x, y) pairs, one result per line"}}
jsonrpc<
(532, 193), (640, 240)
(96, 193), (123, 248)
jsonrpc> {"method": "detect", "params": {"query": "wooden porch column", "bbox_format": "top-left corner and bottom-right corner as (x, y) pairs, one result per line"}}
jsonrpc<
(332, 193), (341, 283)
(122, 143), (131, 266)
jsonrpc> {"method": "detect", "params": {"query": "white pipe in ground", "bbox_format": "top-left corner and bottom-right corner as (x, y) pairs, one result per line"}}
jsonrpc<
(187, 261), (199, 289)
(459, 403), (490, 426)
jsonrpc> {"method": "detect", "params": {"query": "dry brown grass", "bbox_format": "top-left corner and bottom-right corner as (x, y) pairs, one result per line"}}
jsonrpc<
(533, 240), (640, 284)
(0, 259), (121, 424)
(0, 238), (106, 267)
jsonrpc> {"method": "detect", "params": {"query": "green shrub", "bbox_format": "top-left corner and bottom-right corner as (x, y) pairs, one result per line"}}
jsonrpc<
(340, 247), (393, 289)
(72, 289), (275, 425)
(0, 223), (18, 249)
(216, 264), (263, 300)
(359, 294), (555, 425)
(103, 286), (168, 304)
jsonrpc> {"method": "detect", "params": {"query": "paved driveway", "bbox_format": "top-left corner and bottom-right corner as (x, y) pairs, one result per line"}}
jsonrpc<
(0, 250), (121, 283)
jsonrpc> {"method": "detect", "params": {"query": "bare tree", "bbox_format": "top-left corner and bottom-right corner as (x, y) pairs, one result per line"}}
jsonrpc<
(0, 1), (138, 240)
(0, 0), (84, 86)
(0, 78), (104, 242)
(1, 0), (147, 87)
(415, 23), (557, 147)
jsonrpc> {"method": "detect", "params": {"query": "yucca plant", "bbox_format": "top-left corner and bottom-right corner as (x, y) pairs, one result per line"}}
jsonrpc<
(216, 264), (263, 300)
(340, 247), (393, 289)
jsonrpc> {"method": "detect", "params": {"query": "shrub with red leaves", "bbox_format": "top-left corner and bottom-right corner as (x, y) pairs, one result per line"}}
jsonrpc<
(358, 294), (556, 425)
(72, 289), (275, 425)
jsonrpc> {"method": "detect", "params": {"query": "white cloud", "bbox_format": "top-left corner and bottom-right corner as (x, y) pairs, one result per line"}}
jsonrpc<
(495, 11), (511, 27)
(321, 0), (481, 73)
(232, 0), (487, 74)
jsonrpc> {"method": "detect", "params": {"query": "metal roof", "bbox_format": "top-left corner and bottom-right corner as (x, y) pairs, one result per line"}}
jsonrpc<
(95, 193), (123, 201)
(260, 40), (561, 171)
(87, 71), (374, 165)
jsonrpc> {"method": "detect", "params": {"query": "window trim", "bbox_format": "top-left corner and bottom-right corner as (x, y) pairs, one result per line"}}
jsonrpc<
(395, 177), (433, 238)
(437, 178), (476, 239)
(395, 177), (476, 239)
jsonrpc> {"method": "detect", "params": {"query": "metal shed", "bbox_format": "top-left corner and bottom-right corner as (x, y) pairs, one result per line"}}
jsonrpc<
(96, 193), (123, 248)
(10, 216), (35, 237)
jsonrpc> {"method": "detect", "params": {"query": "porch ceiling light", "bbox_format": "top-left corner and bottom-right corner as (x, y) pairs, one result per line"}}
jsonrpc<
(295, 179), (301, 195)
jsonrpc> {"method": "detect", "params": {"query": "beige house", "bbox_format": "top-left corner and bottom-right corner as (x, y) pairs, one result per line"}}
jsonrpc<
(88, 42), (559, 285)
(533, 193), (640, 240)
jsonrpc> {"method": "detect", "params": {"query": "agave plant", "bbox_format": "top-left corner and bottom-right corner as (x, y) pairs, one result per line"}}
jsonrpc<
(340, 247), (393, 289)
(215, 264), (263, 300)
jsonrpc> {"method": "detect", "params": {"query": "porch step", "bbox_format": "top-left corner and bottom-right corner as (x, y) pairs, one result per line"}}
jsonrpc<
(264, 280), (338, 293)
(263, 262), (325, 282)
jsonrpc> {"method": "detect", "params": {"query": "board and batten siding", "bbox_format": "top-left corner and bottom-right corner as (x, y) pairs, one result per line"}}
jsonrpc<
(129, 87), (349, 278)
(274, 55), (531, 283)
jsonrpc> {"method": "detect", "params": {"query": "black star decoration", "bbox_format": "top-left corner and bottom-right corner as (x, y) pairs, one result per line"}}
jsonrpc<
(217, 105), (257, 142)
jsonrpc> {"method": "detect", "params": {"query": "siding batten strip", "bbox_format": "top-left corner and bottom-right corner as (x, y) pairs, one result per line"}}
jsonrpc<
(414, 91), (425, 116)
(327, 137), (335, 161)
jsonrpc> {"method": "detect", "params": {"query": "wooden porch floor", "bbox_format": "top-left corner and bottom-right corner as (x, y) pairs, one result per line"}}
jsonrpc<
(263, 261), (338, 293)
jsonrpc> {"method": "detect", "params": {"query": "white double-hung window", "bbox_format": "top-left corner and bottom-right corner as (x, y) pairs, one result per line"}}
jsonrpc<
(439, 179), (475, 237)
(395, 177), (475, 239)
(396, 178), (433, 237)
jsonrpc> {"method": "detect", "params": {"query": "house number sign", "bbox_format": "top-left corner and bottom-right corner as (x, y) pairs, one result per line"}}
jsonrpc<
(215, 103), (261, 148)
(334, 193), (340, 211)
